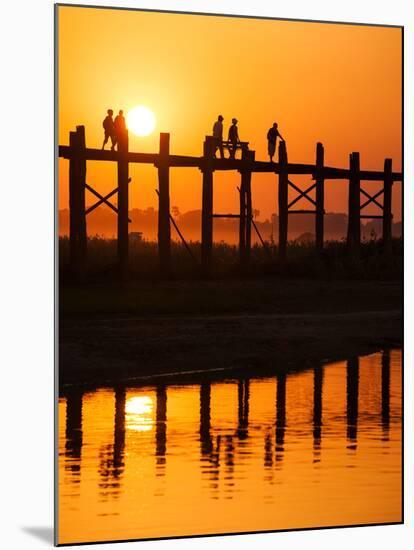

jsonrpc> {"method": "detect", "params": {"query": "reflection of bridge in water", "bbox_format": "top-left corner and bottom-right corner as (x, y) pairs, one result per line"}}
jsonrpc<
(62, 351), (394, 500)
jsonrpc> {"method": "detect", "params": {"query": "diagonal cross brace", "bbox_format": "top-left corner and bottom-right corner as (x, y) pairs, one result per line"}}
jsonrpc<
(360, 187), (384, 211)
(288, 180), (317, 209)
(85, 186), (119, 215)
(85, 180), (132, 222)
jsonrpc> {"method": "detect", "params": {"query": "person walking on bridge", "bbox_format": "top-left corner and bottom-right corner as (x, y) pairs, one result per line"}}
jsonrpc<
(114, 109), (127, 149)
(267, 122), (284, 162)
(101, 109), (116, 151)
(212, 115), (225, 159)
(228, 118), (240, 159)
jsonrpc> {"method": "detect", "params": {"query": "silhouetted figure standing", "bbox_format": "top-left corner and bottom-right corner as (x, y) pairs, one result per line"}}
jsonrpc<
(102, 109), (116, 151)
(267, 122), (284, 162)
(114, 110), (127, 146)
(228, 118), (240, 159)
(212, 115), (225, 159)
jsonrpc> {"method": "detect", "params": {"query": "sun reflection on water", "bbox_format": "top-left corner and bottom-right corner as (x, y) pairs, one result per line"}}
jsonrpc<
(59, 351), (402, 544)
(125, 395), (154, 432)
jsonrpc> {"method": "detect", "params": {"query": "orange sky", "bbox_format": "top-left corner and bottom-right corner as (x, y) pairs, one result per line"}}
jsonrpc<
(57, 6), (402, 223)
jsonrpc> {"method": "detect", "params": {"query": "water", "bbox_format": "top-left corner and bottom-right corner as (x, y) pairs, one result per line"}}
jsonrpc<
(58, 350), (402, 544)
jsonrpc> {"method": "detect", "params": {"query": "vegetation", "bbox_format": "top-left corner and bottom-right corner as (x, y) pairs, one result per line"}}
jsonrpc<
(59, 235), (402, 283)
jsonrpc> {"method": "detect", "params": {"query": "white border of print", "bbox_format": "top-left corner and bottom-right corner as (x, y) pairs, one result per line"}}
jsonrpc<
(0, 1), (412, 549)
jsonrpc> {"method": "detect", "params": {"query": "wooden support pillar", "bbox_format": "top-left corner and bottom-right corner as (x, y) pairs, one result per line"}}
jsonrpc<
(69, 131), (78, 274)
(69, 125), (87, 280)
(239, 150), (255, 267)
(383, 158), (393, 255)
(245, 151), (254, 264)
(201, 136), (215, 275)
(315, 142), (325, 254)
(157, 133), (171, 276)
(347, 152), (361, 258)
(278, 140), (288, 260)
(239, 174), (246, 263)
(117, 129), (129, 276)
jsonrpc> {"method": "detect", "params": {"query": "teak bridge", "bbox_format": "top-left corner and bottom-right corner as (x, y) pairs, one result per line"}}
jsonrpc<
(59, 125), (402, 278)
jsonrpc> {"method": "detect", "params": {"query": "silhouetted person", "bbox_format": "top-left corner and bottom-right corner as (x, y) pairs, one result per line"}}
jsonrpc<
(102, 109), (116, 151)
(114, 109), (127, 147)
(212, 115), (225, 159)
(228, 118), (240, 159)
(267, 122), (284, 162)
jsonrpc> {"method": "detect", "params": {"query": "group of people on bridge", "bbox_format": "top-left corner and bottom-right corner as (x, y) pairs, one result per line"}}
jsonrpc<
(101, 108), (285, 162)
(101, 109), (127, 151)
(212, 115), (285, 162)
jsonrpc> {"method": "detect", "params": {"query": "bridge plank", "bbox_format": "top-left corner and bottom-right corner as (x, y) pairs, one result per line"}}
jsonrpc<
(58, 145), (402, 181)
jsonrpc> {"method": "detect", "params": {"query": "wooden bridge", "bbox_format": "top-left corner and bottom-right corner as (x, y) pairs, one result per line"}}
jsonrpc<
(59, 125), (402, 278)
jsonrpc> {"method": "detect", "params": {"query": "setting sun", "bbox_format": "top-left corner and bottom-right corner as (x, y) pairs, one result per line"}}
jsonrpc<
(126, 105), (156, 137)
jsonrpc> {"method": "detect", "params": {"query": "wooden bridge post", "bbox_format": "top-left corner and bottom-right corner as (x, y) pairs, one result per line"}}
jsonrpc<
(245, 151), (255, 264)
(278, 140), (288, 260)
(315, 142), (325, 254)
(201, 136), (215, 275)
(117, 129), (129, 276)
(69, 125), (87, 280)
(239, 149), (255, 267)
(347, 152), (361, 258)
(383, 158), (393, 255)
(157, 133), (171, 276)
(239, 170), (246, 265)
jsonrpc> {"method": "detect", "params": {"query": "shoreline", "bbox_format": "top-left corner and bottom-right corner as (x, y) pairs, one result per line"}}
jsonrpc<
(59, 309), (402, 389)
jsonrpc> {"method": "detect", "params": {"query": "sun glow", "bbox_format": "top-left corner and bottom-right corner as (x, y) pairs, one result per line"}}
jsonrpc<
(125, 395), (154, 432)
(126, 105), (156, 137)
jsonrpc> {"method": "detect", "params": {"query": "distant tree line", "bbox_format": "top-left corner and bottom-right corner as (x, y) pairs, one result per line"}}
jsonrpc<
(58, 208), (402, 244)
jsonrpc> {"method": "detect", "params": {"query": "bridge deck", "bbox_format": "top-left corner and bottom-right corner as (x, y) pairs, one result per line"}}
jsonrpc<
(58, 145), (402, 181)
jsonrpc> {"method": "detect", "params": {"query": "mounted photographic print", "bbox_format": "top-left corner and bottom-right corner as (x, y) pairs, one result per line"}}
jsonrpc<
(56, 4), (403, 546)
